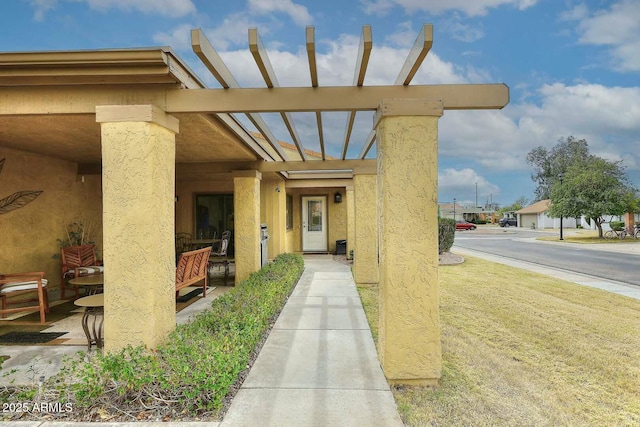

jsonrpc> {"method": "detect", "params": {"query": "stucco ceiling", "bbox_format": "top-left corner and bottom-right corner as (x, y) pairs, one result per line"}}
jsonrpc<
(0, 47), (261, 166)
(0, 112), (257, 164)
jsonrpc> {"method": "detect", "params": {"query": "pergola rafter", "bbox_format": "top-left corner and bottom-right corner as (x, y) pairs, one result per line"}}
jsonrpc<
(341, 25), (372, 160)
(395, 24), (433, 86)
(191, 29), (287, 161)
(358, 129), (377, 160)
(249, 28), (307, 161)
(306, 26), (326, 160)
(358, 24), (434, 159)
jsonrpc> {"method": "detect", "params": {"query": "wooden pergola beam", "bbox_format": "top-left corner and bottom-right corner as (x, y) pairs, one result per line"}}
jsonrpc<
(288, 171), (353, 180)
(342, 25), (372, 160)
(212, 113), (274, 161)
(0, 84), (509, 115)
(249, 29), (307, 161)
(358, 130), (377, 160)
(165, 84), (510, 113)
(191, 28), (287, 161)
(172, 159), (377, 174)
(257, 159), (376, 172)
(395, 24), (433, 86)
(306, 26), (326, 160)
(306, 26), (319, 88)
(354, 25), (373, 86)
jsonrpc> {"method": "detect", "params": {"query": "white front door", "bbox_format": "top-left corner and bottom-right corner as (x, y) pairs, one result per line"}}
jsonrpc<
(302, 196), (327, 252)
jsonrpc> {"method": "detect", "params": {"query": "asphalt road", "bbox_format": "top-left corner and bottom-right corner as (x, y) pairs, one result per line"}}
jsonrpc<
(452, 228), (640, 287)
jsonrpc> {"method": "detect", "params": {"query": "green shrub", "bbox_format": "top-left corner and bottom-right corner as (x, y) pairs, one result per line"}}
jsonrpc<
(610, 221), (625, 231)
(57, 253), (304, 420)
(439, 218), (456, 254)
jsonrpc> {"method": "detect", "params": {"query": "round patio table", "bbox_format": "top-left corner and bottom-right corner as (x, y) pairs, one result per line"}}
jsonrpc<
(74, 294), (104, 350)
(69, 273), (104, 296)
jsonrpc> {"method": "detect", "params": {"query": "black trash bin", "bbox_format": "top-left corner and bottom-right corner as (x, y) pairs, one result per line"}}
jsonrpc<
(335, 240), (347, 255)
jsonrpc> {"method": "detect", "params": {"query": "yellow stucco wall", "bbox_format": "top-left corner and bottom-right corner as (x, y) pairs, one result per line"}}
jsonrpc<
(353, 174), (378, 285)
(346, 186), (355, 259)
(377, 111), (442, 385)
(286, 188), (347, 253)
(234, 172), (261, 283)
(100, 118), (176, 352)
(260, 179), (286, 260)
(0, 147), (103, 290)
(285, 229), (295, 253)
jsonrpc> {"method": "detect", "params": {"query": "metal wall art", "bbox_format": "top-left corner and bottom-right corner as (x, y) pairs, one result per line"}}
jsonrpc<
(0, 158), (43, 215)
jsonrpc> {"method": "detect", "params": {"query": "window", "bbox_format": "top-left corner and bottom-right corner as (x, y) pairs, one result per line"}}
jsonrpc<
(195, 194), (234, 239)
(286, 194), (293, 230)
(307, 200), (323, 231)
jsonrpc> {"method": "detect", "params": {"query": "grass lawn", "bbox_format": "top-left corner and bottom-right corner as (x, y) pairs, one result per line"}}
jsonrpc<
(538, 228), (640, 244)
(358, 256), (640, 426)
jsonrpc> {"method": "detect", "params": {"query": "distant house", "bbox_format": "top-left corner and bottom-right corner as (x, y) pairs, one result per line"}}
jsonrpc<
(439, 203), (496, 223)
(515, 199), (577, 229)
(439, 202), (463, 220)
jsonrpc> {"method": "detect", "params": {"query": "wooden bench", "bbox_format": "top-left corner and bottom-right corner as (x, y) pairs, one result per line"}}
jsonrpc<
(176, 246), (212, 300)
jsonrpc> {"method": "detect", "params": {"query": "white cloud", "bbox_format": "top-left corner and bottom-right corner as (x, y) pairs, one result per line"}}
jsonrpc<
(28, 0), (57, 21)
(247, 0), (312, 26)
(361, 0), (538, 17)
(204, 14), (259, 52)
(563, 0), (640, 72)
(559, 3), (588, 21)
(153, 23), (193, 51)
(86, 0), (195, 16)
(29, 0), (196, 19)
(385, 21), (416, 47)
(440, 13), (485, 42)
(436, 83), (640, 180)
(438, 168), (500, 202)
(516, 83), (640, 165)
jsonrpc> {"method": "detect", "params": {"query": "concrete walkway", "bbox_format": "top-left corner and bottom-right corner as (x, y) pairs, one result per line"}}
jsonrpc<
(0, 255), (402, 426)
(220, 255), (403, 426)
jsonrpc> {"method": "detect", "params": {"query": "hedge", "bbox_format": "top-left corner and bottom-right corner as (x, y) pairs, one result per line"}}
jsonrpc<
(439, 217), (456, 254)
(10, 253), (305, 422)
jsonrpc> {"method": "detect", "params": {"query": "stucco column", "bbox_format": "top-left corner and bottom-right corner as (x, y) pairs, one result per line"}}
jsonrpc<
(346, 185), (355, 260)
(375, 99), (443, 385)
(261, 179), (286, 260)
(96, 105), (178, 352)
(234, 171), (262, 283)
(353, 172), (378, 286)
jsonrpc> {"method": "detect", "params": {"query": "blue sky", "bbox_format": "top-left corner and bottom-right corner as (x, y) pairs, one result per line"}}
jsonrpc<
(2, 0), (639, 207)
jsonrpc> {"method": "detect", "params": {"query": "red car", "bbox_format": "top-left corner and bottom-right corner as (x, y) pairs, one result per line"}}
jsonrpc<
(455, 220), (477, 231)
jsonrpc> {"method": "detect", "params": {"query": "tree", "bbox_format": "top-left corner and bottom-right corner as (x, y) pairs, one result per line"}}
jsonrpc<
(498, 196), (529, 214)
(526, 136), (591, 201)
(548, 157), (637, 238)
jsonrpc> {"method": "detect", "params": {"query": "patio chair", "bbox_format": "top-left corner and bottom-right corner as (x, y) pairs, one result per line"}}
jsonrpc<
(0, 272), (49, 324)
(60, 244), (104, 299)
(209, 230), (232, 284)
(175, 232), (192, 257)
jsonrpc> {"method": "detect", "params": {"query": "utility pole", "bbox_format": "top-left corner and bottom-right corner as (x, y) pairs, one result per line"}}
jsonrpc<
(475, 182), (478, 208)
